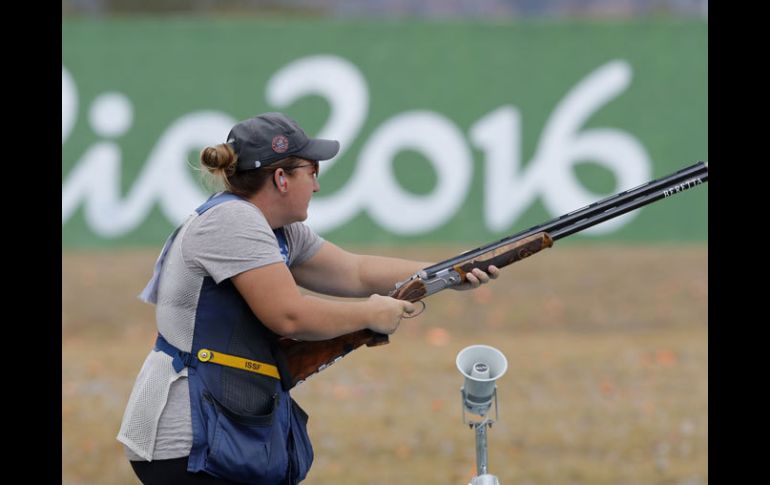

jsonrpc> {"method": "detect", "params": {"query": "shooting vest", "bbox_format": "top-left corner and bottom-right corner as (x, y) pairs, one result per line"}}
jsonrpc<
(143, 192), (313, 484)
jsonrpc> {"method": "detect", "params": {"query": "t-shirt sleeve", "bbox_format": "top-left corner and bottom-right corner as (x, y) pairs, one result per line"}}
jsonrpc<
(182, 201), (285, 283)
(284, 222), (325, 267)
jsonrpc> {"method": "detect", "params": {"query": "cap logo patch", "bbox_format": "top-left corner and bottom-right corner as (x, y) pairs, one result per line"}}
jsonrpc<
(272, 135), (289, 153)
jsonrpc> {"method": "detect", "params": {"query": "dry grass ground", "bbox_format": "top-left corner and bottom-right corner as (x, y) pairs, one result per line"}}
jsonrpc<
(62, 244), (707, 484)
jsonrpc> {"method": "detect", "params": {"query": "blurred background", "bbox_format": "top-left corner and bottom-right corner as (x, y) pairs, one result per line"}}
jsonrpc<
(62, 1), (707, 484)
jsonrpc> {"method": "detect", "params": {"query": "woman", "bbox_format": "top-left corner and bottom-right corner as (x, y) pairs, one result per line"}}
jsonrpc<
(117, 112), (499, 484)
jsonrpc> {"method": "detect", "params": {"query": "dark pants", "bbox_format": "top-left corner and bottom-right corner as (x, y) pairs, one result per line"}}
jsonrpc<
(130, 457), (241, 485)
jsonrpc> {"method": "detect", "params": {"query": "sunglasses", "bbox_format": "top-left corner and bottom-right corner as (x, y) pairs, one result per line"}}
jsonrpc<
(290, 161), (320, 179)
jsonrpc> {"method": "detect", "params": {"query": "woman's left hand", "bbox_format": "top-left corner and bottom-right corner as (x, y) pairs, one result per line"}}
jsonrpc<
(452, 265), (500, 291)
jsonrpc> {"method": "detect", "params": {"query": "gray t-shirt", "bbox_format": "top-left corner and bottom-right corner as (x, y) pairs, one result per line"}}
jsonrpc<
(117, 199), (323, 461)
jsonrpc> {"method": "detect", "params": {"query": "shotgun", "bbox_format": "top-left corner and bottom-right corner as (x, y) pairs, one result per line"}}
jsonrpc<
(278, 161), (708, 387)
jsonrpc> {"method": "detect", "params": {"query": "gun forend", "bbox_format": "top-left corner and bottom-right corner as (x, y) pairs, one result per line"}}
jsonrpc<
(390, 232), (553, 302)
(452, 232), (553, 276)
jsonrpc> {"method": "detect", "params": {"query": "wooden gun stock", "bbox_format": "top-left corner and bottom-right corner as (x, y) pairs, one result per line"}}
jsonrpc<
(279, 330), (389, 388)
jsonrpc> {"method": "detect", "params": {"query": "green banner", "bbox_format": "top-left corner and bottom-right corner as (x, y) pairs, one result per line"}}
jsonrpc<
(62, 19), (707, 248)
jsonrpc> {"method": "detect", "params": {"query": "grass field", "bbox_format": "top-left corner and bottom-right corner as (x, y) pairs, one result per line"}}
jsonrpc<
(62, 243), (707, 484)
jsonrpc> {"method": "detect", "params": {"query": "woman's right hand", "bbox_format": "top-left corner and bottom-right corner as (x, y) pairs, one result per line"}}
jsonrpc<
(366, 294), (416, 335)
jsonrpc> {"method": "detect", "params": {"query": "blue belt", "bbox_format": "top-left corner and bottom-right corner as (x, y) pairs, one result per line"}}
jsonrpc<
(154, 333), (197, 373)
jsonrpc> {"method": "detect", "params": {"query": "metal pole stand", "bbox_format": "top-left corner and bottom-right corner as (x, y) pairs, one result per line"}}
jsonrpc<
(462, 388), (502, 485)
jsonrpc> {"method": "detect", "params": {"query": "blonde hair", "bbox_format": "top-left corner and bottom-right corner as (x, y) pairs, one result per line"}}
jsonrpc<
(199, 143), (304, 197)
(200, 143), (238, 192)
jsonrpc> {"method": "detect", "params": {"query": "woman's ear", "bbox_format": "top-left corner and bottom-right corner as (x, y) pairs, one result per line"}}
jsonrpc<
(274, 169), (288, 191)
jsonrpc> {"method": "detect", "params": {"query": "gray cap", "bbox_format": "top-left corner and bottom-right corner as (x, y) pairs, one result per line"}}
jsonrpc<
(227, 112), (340, 172)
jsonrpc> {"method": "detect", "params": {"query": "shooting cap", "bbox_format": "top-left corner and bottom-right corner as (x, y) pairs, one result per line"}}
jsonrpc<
(227, 112), (340, 172)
